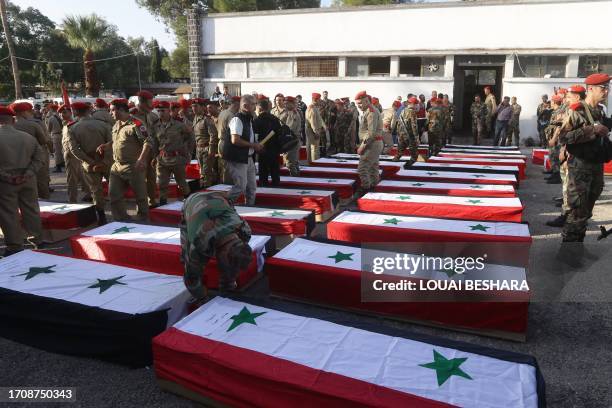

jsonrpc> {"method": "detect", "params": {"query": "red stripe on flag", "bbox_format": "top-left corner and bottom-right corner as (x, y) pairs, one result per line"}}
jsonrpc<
(374, 184), (516, 198)
(386, 173), (517, 186)
(427, 158), (526, 179)
(153, 327), (456, 408)
(255, 193), (332, 215)
(357, 198), (524, 223)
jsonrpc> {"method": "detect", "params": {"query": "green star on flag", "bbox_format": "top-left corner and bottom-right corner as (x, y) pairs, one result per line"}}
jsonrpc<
(328, 251), (354, 263)
(327, 179), (337, 183)
(269, 211), (285, 217)
(227, 306), (267, 332)
(426, 172), (439, 176)
(298, 190), (312, 195)
(111, 226), (136, 234)
(484, 166), (493, 169)
(53, 205), (70, 211)
(420, 349), (473, 386)
(14, 265), (57, 280)
(398, 195), (412, 200)
(336, 159), (348, 163)
(411, 183), (425, 187)
(470, 224), (490, 232)
(383, 218), (401, 225)
(472, 174), (485, 178)
(467, 199), (483, 204)
(88, 275), (126, 294)
(469, 185), (482, 189)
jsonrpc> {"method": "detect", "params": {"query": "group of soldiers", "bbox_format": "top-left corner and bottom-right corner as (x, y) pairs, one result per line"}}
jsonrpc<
(469, 87), (522, 146)
(539, 73), (611, 267)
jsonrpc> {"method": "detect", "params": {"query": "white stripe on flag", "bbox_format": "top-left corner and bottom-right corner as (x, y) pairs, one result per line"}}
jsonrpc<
(362, 192), (522, 208)
(39, 201), (93, 214)
(175, 297), (537, 407)
(377, 180), (515, 193)
(156, 202), (312, 220)
(393, 170), (517, 182)
(208, 184), (335, 197)
(414, 163), (520, 172)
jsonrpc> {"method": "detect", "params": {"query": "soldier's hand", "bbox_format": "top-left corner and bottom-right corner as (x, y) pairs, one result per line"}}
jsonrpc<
(594, 124), (609, 137)
(135, 158), (146, 171)
(253, 143), (264, 153)
(357, 145), (365, 155)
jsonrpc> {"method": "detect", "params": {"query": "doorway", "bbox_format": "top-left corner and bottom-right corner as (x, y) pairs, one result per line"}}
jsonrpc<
(453, 55), (506, 131)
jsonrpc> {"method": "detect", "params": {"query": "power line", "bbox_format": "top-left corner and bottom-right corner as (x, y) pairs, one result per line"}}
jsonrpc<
(2, 45), (160, 65)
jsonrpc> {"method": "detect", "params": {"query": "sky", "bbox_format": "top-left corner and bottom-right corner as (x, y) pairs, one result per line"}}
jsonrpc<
(16, 0), (177, 51)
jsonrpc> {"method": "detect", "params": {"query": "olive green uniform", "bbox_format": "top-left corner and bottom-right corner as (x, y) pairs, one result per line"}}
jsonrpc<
(358, 107), (383, 190)
(132, 110), (160, 206)
(14, 118), (51, 199)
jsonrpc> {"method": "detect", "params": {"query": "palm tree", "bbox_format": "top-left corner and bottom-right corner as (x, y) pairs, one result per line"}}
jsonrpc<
(61, 14), (109, 97)
(0, 0), (22, 98)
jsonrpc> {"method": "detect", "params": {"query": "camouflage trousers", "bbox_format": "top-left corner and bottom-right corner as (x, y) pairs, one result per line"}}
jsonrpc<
(472, 118), (483, 145)
(218, 157), (229, 184)
(560, 163), (569, 214)
(428, 130), (443, 157)
(358, 140), (383, 190)
(549, 145), (561, 173)
(64, 154), (90, 203)
(157, 157), (190, 201)
(52, 134), (64, 167)
(0, 176), (42, 252)
(37, 147), (50, 199)
(109, 162), (148, 221)
(396, 132), (418, 160)
(335, 127), (356, 154)
(196, 145), (218, 187)
(507, 123), (520, 146)
(562, 158), (604, 242)
(283, 143), (300, 176)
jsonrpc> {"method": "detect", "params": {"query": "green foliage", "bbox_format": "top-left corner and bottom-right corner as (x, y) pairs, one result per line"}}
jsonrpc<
(61, 14), (110, 53)
(162, 47), (190, 79)
(333, 0), (395, 5)
(149, 39), (163, 82)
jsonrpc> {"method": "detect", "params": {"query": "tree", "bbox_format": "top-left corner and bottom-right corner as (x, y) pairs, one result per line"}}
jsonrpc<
(61, 14), (110, 96)
(162, 47), (190, 79)
(0, 0), (22, 98)
(149, 39), (163, 82)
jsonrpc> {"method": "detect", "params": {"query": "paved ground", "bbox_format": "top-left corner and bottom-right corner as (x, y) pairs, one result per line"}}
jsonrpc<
(1, 137), (611, 407)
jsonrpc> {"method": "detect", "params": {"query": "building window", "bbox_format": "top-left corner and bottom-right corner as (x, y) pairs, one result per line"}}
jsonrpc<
(296, 57), (338, 77)
(368, 57), (390, 76)
(205, 59), (246, 79)
(420, 57), (445, 77)
(347, 58), (368, 77)
(513, 56), (567, 78)
(578, 55), (612, 77)
(248, 58), (293, 79)
(399, 57), (421, 77)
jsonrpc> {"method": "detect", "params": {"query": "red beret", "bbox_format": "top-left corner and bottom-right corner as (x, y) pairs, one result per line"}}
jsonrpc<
(0, 106), (14, 116)
(231, 96), (241, 102)
(9, 102), (33, 113)
(312, 93), (321, 100)
(392, 101), (401, 108)
(354, 91), (368, 101)
(156, 101), (170, 109)
(136, 90), (154, 100)
(568, 85), (586, 94)
(557, 88), (568, 95)
(372, 97), (379, 104)
(179, 99), (192, 109)
(95, 98), (108, 108)
(408, 97), (419, 104)
(551, 94), (564, 103)
(111, 98), (129, 107)
(430, 97), (440, 103)
(285, 96), (296, 103)
(48, 104), (59, 111)
(585, 73), (611, 86)
(71, 101), (90, 111)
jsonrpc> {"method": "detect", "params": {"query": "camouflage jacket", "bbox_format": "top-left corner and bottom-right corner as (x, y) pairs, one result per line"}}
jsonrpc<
(180, 191), (252, 299)
(544, 105), (567, 142)
(509, 103), (522, 126)
(334, 110), (354, 136)
(398, 106), (418, 137)
(426, 107), (444, 133)
(470, 102), (486, 121)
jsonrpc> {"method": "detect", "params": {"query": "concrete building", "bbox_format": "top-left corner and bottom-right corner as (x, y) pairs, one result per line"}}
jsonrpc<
(188, 0), (612, 141)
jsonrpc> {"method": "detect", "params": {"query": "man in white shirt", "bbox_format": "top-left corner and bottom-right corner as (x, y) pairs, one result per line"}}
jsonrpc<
(224, 95), (263, 205)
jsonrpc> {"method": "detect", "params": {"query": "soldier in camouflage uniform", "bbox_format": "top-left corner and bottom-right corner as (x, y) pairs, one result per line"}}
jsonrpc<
(544, 94), (569, 228)
(556, 75), (611, 267)
(484, 86), (497, 138)
(305, 93), (326, 161)
(132, 91), (160, 208)
(192, 98), (212, 188)
(355, 91), (383, 193)
(12, 102), (52, 199)
(426, 98), (444, 156)
(442, 95), (455, 145)
(319, 91), (335, 154)
(273, 95), (302, 176)
(395, 97), (419, 163)
(506, 97), (522, 146)
(107, 99), (155, 221)
(470, 95), (486, 145)
(381, 101), (399, 155)
(46, 104), (64, 173)
(333, 99), (355, 154)
(438, 95), (451, 146)
(180, 190), (254, 302)
(151, 101), (194, 206)
(204, 101), (221, 186)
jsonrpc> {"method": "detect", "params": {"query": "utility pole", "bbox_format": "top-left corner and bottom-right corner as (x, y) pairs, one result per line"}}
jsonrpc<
(0, 0), (22, 98)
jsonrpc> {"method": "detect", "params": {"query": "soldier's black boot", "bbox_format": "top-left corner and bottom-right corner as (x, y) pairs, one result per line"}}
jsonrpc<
(159, 198), (168, 206)
(402, 159), (416, 170)
(546, 172), (562, 184)
(546, 214), (567, 227)
(556, 241), (583, 269)
(96, 209), (107, 226)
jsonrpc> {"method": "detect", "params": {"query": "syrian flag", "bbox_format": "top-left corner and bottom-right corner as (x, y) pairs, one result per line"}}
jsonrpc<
(70, 222), (270, 290)
(0, 250), (189, 366)
(439, 152), (527, 160)
(207, 184), (338, 219)
(150, 201), (315, 237)
(375, 180), (516, 197)
(38, 200), (97, 230)
(387, 169), (518, 186)
(268, 237), (530, 336)
(310, 158), (402, 176)
(358, 192), (524, 222)
(605, 160), (612, 175)
(332, 152), (412, 162)
(428, 157), (526, 179)
(154, 297), (542, 406)
(445, 144), (520, 151)
(280, 166), (382, 183)
(259, 176), (356, 200)
(412, 162), (522, 180)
